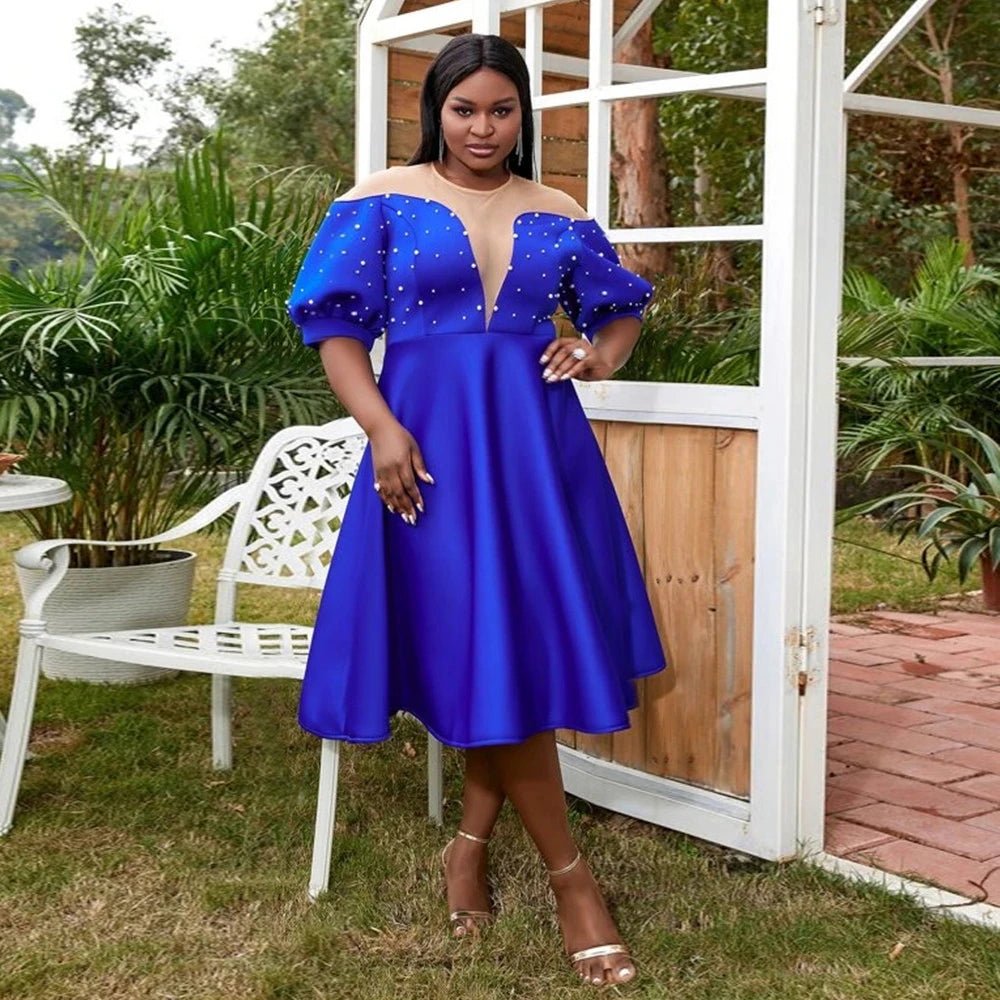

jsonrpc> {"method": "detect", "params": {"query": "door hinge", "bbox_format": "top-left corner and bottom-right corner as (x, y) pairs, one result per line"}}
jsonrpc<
(806, 0), (839, 25)
(786, 625), (819, 696)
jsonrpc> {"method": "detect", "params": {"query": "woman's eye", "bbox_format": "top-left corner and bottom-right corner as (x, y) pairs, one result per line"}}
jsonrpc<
(450, 107), (514, 117)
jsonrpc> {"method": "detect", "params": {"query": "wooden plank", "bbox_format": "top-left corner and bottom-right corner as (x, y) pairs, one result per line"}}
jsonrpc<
(572, 418), (613, 761)
(388, 50), (434, 85)
(539, 104), (588, 142)
(389, 81), (424, 121)
(642, 425), (719, 789)
(712, 429), (755, 797)
(540, 173), (587, 204)
(388, 1), (642, 61)
(604, 420), (648, 769)
(539, 136), (587, 175)
(388, 121), (422, 161)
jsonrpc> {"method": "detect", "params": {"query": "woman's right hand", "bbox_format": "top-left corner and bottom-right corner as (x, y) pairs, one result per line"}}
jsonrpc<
(368, 418), (435, 524)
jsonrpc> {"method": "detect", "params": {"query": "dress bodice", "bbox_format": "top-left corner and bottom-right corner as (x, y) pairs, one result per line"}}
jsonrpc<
(288, 162), (653, 350)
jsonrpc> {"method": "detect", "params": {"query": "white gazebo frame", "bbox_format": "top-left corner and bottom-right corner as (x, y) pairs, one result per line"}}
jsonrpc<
(352, 0), (1000, 928)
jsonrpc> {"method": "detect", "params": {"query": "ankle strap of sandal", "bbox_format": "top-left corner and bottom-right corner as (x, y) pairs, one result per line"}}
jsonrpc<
(455, 828), (489, 844)
(547, 851), (582, 877)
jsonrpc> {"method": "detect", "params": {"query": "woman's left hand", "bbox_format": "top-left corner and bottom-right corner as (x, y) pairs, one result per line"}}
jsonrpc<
(538, 337), (614, 383)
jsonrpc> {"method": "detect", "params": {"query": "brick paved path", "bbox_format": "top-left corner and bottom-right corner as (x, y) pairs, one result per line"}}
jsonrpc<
(826, 610), (1000, 903)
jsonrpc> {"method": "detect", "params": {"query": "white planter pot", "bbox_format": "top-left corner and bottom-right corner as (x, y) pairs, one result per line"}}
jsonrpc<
(14, 548), (197, 684)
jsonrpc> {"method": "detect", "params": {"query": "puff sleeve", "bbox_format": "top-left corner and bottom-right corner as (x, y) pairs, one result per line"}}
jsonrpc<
(557, 219), (654, 343)
(287, 196), (388, 351)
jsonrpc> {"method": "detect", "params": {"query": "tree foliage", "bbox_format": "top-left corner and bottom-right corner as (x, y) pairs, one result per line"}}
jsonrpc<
(844, 0), (1000, 282)
(0, 91), (76, 273)
(214, 0), (362, 176)
(68, 1), (173, 152)
(0, 89), (34, 153)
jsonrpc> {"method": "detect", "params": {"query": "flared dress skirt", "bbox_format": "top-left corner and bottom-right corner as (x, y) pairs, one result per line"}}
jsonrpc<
(297, 330), (668, 748)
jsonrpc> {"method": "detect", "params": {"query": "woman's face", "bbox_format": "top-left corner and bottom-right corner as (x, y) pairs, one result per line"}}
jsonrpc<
(439, 66), (523, 175)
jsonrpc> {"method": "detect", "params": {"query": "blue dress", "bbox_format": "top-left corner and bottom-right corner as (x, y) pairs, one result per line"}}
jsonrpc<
(287, 161), (667, 748)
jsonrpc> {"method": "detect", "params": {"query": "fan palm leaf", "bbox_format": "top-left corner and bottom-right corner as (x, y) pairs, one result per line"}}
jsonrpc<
(0, 133), (336, 566)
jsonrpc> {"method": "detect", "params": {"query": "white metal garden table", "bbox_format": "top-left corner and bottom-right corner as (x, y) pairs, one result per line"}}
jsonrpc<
(0, 474), (72, 747)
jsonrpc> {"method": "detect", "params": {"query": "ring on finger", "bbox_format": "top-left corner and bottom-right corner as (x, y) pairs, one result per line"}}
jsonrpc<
(571, 345), (588, 360)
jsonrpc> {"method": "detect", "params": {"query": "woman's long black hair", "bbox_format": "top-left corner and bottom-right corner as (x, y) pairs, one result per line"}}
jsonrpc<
(406, 33), (536, 180)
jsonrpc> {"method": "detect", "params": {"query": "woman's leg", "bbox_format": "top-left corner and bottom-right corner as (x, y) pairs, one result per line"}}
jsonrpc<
(485, 730), (636, 986)
(444, 747), (505, 936)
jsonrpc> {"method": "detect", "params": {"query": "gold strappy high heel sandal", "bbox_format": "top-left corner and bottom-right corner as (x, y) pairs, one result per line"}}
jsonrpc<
(548, 851), (636, 987)
(441, 828), (493, 937)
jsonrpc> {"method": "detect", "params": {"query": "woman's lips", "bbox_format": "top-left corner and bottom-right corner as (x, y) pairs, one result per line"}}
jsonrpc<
(466, 145), (498, 156)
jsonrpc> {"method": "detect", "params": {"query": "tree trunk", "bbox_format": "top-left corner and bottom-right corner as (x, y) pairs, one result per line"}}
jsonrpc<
(609, 21), (675, 280)
(694, 148), (737, 311)
(924, 7), (976, 265)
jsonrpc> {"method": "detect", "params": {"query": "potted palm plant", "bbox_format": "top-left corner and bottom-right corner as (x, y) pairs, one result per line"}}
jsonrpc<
(0, 137), (337, 681)
(841, 420), (1000, 611)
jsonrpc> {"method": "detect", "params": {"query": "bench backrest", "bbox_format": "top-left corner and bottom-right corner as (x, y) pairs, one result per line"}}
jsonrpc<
(219, 417), (368, 591)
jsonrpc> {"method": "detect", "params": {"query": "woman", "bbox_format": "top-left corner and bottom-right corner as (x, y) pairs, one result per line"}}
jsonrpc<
(287, 33), (667, 988)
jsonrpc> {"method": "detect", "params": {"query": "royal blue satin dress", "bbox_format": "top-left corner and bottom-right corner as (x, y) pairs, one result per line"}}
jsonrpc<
(287, 163), (668, 748)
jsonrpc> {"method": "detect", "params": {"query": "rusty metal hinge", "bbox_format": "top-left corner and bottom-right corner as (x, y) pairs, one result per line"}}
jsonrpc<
(806, 0), (839, 25)
(786, 625), (819, 696)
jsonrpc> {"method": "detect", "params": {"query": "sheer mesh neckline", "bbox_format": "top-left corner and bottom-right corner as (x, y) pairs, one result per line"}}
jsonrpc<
(428, 161), (514, 195)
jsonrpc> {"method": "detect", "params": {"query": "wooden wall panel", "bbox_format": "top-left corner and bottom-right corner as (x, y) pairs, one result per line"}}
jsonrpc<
(557, 423), (756, 802)
(573, 419), (613, 762)
(604, 420), (648, 770)
(396, 0), (645, 57)
(711, 429), (755, 794)
(642, 425), (719, 789)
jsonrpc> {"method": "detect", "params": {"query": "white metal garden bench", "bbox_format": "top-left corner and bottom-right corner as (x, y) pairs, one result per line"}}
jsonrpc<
(0, 417), (445, 899)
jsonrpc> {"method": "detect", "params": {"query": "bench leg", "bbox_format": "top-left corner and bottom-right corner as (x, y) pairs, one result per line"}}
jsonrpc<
(427, 734), (443, 826)
(0, 625), (45, 836)
(211, 674), (232, 770)
(308, 738), (340, 901)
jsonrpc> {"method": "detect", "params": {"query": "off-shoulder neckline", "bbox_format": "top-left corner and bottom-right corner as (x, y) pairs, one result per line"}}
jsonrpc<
(333, 191), (596, 228)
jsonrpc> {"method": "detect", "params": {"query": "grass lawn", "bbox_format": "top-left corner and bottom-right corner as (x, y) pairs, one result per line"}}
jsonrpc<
(832, 516), (980, 615)
(0, 514), (997, 999)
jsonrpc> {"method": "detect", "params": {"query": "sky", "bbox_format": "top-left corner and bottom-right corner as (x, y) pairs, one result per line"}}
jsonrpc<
(2, 0), (277, 162)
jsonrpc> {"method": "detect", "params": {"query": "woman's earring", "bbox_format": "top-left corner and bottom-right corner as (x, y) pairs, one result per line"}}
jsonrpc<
(515, 130), (523, 162)
(438, 128), (445, 161)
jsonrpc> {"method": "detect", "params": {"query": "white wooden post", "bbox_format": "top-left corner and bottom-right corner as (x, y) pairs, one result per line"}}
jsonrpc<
(750, 0), (840, 858)
(794, 1), (847, 853)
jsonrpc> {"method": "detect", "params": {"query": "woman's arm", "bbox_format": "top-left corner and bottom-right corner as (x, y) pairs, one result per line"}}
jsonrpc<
(317, 337), (397, 437)
(317, 338), (432, 524)
(589, 316), (642, 377)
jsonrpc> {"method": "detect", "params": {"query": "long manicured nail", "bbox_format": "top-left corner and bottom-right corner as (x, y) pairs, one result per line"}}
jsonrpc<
(425, 472), (435, 484)
(416, 501), (424, 513)
(542, 368), (552, 378)
(539, 353), (550, 363)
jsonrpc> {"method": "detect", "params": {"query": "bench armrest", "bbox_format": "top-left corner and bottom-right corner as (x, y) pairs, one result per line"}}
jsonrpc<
(15, 482), (248, 620)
